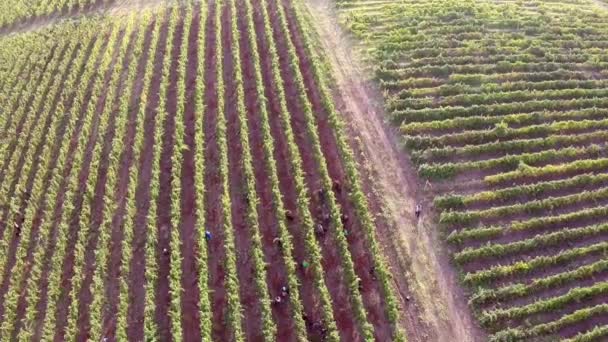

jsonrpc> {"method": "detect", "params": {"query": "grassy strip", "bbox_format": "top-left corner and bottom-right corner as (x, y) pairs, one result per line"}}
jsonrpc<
(417, 131), (608, 164)
(401, 107), (608, 135)
(405, 116), (608, 151)
(389, 88), (608, 111)
(448, 205), (608, 244)
(392, 97), (608, 124)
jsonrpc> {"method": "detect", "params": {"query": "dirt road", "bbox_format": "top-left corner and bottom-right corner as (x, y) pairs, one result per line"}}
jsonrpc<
(303, 0), (485, 341)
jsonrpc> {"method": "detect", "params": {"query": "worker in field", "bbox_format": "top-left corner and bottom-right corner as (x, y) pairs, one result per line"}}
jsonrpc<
(205, 231), (212, 241)
(272, 295), (282, 305)
(315, 223), (326, 237)
(280, 285), (289, 298)
(273, 236), (283, 251)
(300, 260), (310, 272)
(415, 204), (422, 219)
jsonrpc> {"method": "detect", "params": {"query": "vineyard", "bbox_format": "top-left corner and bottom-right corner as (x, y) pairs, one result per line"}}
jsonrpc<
(338, 0), (608, 341)
(0, 0), (406, 341)
(0, 0), (115, 30)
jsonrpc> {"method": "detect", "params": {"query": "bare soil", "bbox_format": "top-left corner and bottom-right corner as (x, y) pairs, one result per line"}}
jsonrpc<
(303, 0), (486, 341)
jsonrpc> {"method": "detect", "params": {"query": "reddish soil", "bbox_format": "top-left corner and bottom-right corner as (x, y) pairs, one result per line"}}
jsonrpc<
(154, 11), (184, 341)
(222, 3), (265, 339)
(127, 12), (170, 342)
(236, 1), (298, 339)
(268, 0), (361, 340)
(252, 2), (325, 341)
(0, 42), (74, 321)
(50, 28), (128, 342)
(178, 5), (203, 341)
(100, 19), (154, 340)
(29, 33), (116, 341)
(202, 1), (229, 340)
(281, 1), (394, 340)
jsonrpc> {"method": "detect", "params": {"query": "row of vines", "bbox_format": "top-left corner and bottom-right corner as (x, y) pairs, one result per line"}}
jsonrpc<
(339, 0), (608, 341)
(0, 0), (405, 340)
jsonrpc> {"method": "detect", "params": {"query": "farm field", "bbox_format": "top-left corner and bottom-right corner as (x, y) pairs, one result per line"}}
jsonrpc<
(0, 0), (114, 30)
(338, 0), (608, 341)
(0, 0), (407, 341)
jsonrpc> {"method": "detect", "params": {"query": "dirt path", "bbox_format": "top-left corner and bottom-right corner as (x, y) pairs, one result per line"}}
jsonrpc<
(304, 0), (485, 341)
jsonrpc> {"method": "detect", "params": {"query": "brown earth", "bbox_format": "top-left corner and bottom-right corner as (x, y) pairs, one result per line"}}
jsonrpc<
(303, 0), (486, 341)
